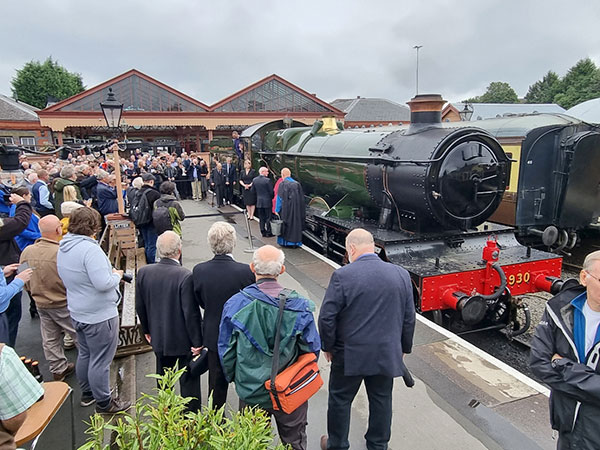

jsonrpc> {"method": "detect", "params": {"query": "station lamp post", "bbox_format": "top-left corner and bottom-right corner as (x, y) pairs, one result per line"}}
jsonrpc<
(459, 103), (474, 121)
(100, 87), (125, 215)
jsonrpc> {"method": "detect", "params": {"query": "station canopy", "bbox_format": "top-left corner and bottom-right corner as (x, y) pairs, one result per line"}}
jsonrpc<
(59, 73), (206, 112)
(212, 75), (335, 113)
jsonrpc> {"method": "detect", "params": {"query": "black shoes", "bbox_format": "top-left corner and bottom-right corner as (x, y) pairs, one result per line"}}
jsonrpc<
(80, 392), (96, 407)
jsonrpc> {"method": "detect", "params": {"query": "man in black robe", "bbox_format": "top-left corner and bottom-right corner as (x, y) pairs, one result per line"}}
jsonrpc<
(275, 168), (305, 247)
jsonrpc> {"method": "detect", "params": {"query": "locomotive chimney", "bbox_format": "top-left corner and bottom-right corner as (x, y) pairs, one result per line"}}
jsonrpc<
(406, 94), (446, 133)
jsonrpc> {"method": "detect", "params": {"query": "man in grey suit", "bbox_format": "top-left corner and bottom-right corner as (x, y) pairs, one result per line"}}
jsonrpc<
(318, 228), (416, 450)
(252, 167), (274, 237)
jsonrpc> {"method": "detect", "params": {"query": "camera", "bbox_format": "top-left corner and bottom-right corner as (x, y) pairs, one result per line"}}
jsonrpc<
(122, 273), (133, 283)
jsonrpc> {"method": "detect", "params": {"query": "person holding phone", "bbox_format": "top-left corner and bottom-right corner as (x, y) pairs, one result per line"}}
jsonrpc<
(0, 263), (32, 343)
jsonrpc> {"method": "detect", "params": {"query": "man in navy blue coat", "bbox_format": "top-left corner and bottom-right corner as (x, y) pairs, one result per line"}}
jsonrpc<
(318, 228), (415, 450)
(96, 172), (118, 216)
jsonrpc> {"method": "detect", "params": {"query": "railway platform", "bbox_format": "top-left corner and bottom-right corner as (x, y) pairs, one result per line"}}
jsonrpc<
(13, 199), (554, 449)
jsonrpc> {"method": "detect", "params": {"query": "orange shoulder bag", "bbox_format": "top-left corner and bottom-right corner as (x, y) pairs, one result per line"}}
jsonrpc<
(264, 290), (323, 413)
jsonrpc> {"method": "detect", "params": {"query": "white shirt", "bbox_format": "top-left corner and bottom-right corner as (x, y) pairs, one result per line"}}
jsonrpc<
(583, 301), (600, 354)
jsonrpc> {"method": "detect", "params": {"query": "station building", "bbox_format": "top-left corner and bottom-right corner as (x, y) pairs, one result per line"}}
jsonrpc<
(0, 94), (52, 149)
(36, 69), (344, 153)
(442, 102), (565, 122)
(330, 96), (410, 128)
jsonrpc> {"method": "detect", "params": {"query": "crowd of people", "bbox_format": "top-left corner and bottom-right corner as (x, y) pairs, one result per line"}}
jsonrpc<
(0, 158), (417, 450)
(2, 142), (599, 450)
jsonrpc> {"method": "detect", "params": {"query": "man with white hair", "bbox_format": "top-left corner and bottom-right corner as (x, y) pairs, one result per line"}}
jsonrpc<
(135, 231), (203, 412)
(252, 167), (274, 237)
(219, 244), (320, 450)
(192, 222), (254, 410)
(531, 250), (600, 448)
(32, 169), (54, 217)
(96, 170), (118, 216)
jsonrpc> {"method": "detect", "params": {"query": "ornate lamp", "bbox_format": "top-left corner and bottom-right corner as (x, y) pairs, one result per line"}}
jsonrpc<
(100, 88), (123, 129)
(99, 87), (125, 214)
(459, 103), (474, 121)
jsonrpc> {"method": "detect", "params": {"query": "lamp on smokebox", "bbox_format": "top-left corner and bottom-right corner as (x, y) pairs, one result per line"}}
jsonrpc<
(99, 87), (126, 215)
(459, 103), (474, 121)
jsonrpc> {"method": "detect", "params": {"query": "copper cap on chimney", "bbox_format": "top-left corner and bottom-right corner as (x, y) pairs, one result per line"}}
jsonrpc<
(406, 94), (446, 126)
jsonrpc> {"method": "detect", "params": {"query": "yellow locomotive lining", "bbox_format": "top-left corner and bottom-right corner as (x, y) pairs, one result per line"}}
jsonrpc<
(501, 144), (522, 193)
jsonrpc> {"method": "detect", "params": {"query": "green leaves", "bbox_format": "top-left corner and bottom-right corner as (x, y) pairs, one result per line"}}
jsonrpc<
(525, 58), (600, 109)
(466, 82), (519, 104)
(10, 57), (85, 109)
(80, 367), (289, 450)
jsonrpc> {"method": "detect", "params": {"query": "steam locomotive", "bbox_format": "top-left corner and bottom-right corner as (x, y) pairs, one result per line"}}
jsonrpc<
(211, 94), (573, 334)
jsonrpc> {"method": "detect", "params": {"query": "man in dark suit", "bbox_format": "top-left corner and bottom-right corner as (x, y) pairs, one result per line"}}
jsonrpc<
(252, 167), (274, 237)
(135, 231), (203, 412)
(223, 156), (236, 205)
(318, 228), (416, 450)
(192, 221), (254, 409)
(210, 162), (226, 207)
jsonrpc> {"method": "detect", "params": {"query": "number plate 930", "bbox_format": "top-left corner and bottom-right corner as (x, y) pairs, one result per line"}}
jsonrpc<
(508, 272), (531, 286)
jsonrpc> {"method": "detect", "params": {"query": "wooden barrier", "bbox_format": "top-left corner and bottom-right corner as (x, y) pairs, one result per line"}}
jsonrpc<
(104, 214), (152, 357)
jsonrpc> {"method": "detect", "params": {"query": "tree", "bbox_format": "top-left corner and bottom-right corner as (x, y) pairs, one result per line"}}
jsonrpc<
(11, 57), (84, 109)
(553, 58), (600, 109)
(524, 71), (561, 103)
(466, 81), (519, 103)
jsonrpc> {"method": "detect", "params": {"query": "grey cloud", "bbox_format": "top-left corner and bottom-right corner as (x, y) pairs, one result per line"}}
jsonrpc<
(1, 0), (599, 107)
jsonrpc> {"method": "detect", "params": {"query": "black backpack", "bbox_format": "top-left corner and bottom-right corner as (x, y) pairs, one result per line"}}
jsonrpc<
(130, 189), (152, 226)
(152, 199), (173, 235)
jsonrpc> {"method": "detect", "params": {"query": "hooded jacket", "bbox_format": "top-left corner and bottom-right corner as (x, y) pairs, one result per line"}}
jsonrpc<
(57, 233), (120, 324)
(52, 178), (82, 218)
(530, 284), (600, 449)
(218, 282), (320, 409)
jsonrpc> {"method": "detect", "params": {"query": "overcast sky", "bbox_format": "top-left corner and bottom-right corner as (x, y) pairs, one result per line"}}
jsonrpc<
(2, 1), (599, 107)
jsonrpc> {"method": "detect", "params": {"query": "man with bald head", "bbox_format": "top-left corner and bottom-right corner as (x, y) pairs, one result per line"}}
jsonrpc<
(136, 231), (203, 412)
(20, 215), (77, 381)
(219, 244), (320, 450)
(319, 228), (415, 450)
(530, 250), (600, 447)
(252, 167), (274, 237)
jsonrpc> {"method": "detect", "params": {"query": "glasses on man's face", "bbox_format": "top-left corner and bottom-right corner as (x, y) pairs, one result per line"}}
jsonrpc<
(586, 271), (600, 283)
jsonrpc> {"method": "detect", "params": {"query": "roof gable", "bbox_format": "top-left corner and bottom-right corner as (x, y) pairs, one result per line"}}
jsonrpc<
(211, 74), (342, 114)
(332, 97), (410, 122)
(43, 69), (208, 113)
(0, 94), (39, 121)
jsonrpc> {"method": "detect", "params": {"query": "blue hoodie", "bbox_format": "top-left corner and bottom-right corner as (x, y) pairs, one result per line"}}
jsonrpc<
(57, 233), (121, 324)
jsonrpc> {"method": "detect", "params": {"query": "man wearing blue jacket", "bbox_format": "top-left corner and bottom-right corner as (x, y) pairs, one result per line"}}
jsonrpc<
(219, 244), (320, 450)
(96, 171), (119, 216)
(319, 228), (416, 450)
(530, 250), (600, 449)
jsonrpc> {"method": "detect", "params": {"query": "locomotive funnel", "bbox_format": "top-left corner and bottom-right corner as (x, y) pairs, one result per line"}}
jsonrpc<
(407, 94), (446, 133)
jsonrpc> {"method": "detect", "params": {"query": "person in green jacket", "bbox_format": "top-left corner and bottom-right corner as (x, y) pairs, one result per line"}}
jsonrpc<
(53, 166), (82, 218)
(218, 245), (320, 450)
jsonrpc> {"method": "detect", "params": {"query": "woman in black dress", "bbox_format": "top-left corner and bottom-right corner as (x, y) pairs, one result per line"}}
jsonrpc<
(239, 159), (257, 219)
